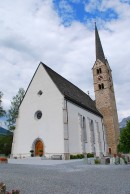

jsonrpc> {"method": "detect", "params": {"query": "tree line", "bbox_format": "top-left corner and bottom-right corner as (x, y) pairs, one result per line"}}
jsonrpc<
(0, 88), (25, 131)
(0, 88), (25, 156)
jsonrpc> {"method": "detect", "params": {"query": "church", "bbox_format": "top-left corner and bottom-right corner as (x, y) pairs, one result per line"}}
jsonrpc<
(11, 25), (119, 159)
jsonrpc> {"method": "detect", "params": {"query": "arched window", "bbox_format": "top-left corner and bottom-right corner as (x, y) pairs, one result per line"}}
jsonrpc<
(98, 83), (104, 90)
(97, 69), (99, 74)
(83, 116), (87, 142)
(101, 83), (104, 89)
(89, 119), (95, 153)
(97, 68), (102, 74)
(99, 68), (102, 73)
(98, 84), (101, 90)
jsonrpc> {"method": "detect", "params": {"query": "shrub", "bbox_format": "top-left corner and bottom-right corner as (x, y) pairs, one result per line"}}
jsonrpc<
(0, 135), (13, 156)
(95, 158), (101, 164)
(70, 155), (74, 159)
(77, 154), (84, 159)
(70, 154), (84, 159)
(87, 153), (94, 158)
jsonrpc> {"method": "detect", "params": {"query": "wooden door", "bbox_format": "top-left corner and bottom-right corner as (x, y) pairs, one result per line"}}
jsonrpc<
(35, 140), (43, 156)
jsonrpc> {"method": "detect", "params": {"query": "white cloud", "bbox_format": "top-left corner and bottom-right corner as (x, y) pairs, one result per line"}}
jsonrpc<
(85, 0), (101, 12)
(59, 0), (73, 12)
(56, 0), (75, 25)
(0, 0), (130, 122)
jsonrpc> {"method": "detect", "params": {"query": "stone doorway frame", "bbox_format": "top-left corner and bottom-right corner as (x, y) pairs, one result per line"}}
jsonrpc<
(32, 138), (45, 156)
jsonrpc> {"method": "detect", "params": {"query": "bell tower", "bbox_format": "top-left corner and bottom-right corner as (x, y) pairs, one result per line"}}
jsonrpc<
(92, 24), (120, 155)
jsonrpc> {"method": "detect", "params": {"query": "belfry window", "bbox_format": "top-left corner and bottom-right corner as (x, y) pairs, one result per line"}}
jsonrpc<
(98, 84), (101, 90)
(97, 68), (102, 74)
(101, 83), (104, 89)
(98, 83), (104, 90)
(99, 68), (102, 73)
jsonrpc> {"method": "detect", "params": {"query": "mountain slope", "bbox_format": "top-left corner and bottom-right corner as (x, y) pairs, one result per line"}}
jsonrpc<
(0, 126), (12, 135)
(119, 116), (130, 129)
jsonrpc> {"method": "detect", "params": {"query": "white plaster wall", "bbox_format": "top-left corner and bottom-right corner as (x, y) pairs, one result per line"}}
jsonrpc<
(67, 101), (107, 156)
(12, 64), (64, 157)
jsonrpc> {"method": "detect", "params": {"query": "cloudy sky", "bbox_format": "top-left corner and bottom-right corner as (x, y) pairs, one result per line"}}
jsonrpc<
(0, 0), (130, 123)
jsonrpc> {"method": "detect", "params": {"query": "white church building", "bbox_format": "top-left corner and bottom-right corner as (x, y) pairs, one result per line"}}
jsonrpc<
(11, 62), (107, 159)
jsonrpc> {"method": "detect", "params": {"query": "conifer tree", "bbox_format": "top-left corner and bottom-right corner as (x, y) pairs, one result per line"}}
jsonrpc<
(7, 88), (25, 131)
(117, 120), (130, 153)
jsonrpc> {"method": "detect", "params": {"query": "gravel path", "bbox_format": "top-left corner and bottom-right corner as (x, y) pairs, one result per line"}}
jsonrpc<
(0, 162), (130, 194)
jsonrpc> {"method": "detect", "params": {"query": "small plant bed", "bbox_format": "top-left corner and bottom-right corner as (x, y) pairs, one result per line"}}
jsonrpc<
(70, 154), (84, 159)
(87, 153), (94, 158)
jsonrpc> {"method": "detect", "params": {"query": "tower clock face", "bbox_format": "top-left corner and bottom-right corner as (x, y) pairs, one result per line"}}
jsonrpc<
(97, 75), (103, 81)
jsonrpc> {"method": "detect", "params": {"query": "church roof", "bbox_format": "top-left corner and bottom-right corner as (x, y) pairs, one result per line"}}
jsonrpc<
(42, 63), (103, 117)
(95, 23), (106, 64)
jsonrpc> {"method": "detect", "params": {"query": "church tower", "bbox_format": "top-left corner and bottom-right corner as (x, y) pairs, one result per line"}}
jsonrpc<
(92, 24), (120, 155)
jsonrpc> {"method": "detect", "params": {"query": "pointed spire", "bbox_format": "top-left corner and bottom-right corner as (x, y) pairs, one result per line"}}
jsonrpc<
(95, 22), (106, 63)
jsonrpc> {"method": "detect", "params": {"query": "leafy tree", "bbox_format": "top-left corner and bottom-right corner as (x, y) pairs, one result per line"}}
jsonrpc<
(7, 88), (25, 131)
(117, 120), (130, 153)
(0, 91), (6, 117)
(0, 134), (13, 156)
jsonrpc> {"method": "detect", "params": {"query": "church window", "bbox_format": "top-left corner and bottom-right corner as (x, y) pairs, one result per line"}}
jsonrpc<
(63, 109), (68, 124)
(90, 120), (95, 144)
(88, 119), (95, 153)
(83, 117), (87, 142)
(99, 68), (102, 73)
(98, 84), (101, 90)
(96, 121), (102, 152)
(38, 90), (43, 96)
(35, 111), (42, 119)
(63, 100), (67, 110)
(78, 113), (83, 128)
(98, 84), (104, 90)
(101, 83), (104, 89)
(97, 68), (102, 74)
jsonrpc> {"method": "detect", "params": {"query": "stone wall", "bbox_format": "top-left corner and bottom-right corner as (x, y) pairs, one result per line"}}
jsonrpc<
(92, 59), (120, 154)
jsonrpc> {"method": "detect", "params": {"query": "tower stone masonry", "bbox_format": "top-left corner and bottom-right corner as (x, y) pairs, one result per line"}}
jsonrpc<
(92, 24), (120, 155)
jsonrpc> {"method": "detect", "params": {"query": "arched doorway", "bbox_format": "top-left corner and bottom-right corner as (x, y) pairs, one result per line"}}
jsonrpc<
(35, 140), (44, 156)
